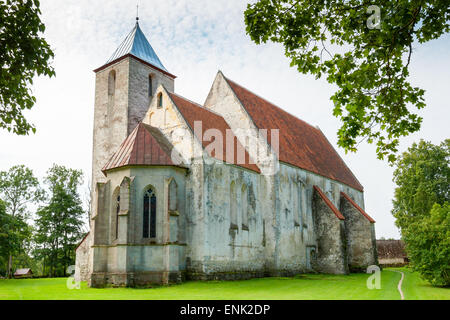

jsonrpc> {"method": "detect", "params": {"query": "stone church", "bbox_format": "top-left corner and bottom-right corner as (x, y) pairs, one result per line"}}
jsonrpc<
(75, 20), (378, 287)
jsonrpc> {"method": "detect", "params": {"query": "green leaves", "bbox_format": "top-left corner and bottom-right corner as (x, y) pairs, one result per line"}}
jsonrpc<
(244, 0), (449, 162)
(0, 0), (55, 135)
(392, 139), (450, 286)
(0, 164), (44, 219)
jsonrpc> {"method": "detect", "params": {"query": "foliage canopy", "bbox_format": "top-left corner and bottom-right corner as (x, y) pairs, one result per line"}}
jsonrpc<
(392, 139), (449, 286)
(244, 0), (449, 161)
(0, 0), (55, 135)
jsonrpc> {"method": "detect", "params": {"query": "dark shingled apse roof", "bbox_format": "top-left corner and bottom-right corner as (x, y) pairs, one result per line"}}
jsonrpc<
(169, 92), (260, 173)
(102, 122), (183, 173)
(225, 77), (363, 192)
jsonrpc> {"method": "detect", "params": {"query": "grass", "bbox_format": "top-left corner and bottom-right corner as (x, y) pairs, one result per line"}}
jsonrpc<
(0, 267), (448, 300)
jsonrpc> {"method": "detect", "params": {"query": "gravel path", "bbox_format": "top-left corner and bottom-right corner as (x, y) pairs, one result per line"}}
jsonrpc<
(391, 270), (405, 300)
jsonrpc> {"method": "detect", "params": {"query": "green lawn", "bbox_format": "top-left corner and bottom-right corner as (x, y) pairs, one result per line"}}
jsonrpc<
(0, 268), (448, 300)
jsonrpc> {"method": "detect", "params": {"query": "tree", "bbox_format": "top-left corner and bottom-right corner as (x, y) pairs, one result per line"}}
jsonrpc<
(392, 139), (449, 286)
(0, 199), (33, 277)
(403, 203), (449, 286)
(244, 1), (449, 162)
(0, 165), (43, 278)
(0, 0), (55, 135)
(34, 165), (85, 277)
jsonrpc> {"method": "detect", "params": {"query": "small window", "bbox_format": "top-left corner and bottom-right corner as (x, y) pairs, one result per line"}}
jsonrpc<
(148, 75), (153, 97)
(157, 93), (163, 109)
(108, 70), (116, 96)
(143, 188), (157, 238)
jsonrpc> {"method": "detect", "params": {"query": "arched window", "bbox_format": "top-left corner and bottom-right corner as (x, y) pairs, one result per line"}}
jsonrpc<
(115, 194), (120, 239)
(148, 112), (154, 126)
(148, 75), (153, 97)
(168, 179), (178, 212)
(143, 188), (157, 238)
(108, 70), (116, 96)
(230, 181), (237, 229)
(241, 185), (248, 229)
(157, 93), (163, 109)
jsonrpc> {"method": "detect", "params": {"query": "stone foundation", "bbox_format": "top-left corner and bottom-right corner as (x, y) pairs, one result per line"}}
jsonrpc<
(89, 271), (185, 288)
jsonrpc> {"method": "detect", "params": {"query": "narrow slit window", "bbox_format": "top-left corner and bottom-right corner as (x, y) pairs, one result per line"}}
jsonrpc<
(148, 75), (153, 97)
(157, 93), (163, 108)
(115, 195), (120, 239)
(241, 185), (248, 229)
(230, 181), (237, 229)
(108, 70), (116, 96)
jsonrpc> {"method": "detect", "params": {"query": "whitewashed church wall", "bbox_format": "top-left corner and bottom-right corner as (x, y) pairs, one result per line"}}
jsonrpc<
(200, 161), (265, 276)
(276, 162), (365, 271)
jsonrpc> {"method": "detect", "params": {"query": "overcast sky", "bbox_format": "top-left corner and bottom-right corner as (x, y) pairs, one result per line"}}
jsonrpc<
(0, 0), (448, 238)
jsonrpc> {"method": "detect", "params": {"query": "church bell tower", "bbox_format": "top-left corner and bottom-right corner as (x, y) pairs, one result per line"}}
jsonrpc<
(91, 19), (176, 192)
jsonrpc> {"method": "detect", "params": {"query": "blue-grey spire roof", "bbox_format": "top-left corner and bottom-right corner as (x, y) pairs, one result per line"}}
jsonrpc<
(106, 22), (168, 72)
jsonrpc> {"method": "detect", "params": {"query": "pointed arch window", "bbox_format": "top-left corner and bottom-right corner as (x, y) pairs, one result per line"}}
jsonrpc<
(157, 93), (163, 109)
(143, 188), (157, 238)
(115, 195), (120, 239)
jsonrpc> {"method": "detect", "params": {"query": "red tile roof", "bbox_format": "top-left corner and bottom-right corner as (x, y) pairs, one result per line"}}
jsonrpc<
(169, 92), (260, 173)
(341, 192), (375, 223)
(225, 77), (363, 191)
(313, 185), (345, 220)
(102, 122), (183, 173)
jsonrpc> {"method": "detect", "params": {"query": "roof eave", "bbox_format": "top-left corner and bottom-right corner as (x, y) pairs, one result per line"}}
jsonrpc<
(93, 54), (177, 79)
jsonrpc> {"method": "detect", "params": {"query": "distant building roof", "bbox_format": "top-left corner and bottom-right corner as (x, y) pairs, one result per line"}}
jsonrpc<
(225, 76), (364, 192)
(377, 240), (407, 259)
(14, 268), (32, 276)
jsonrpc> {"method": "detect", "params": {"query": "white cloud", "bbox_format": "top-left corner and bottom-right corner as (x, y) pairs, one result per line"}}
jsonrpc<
(1, 0), (449, 238)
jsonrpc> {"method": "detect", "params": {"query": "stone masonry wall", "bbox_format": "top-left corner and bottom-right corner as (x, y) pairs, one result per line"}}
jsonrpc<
(312, 190), (348, 274)
(75, 235), (90, 282)
(340, 195), (378, 271)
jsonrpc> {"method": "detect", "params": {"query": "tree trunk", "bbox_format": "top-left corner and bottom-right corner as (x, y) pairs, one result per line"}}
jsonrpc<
(7, 255), (12, 279)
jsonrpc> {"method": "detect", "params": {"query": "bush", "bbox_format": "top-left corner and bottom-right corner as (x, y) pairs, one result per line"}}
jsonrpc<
(403, 203), (450, 287)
